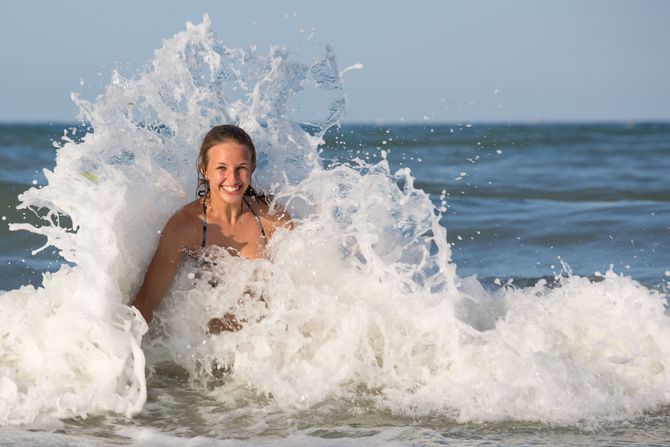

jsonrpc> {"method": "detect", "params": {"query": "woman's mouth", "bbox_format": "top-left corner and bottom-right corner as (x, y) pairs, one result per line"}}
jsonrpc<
(221, 185), (241, 193)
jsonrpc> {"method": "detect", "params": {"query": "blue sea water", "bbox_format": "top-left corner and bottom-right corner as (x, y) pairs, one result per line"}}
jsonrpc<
(1, 118), (670, 445)
(324, 122), (670, 290)
(3, 121), (670, 445)
(3, 122), (668, 293)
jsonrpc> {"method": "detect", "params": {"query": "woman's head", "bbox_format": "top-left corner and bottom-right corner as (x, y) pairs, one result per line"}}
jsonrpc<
(198, 125), (256, 174)
(197, 125), (259, 203)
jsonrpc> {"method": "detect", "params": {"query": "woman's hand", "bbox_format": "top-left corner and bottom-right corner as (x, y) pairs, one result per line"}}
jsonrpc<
(208, 313), (243, 334)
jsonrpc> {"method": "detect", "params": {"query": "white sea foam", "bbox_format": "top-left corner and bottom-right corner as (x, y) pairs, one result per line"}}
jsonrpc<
(1, 15), (669, 428)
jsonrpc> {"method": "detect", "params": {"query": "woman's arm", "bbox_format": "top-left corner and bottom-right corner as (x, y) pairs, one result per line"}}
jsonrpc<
(131, 213), (188, 323)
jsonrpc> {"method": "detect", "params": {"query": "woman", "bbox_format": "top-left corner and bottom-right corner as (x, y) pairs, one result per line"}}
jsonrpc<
(131, 125), (291, 333)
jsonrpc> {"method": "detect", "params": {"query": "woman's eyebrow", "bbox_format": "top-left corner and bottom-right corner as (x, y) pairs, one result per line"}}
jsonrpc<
(215, 162), (249, 166)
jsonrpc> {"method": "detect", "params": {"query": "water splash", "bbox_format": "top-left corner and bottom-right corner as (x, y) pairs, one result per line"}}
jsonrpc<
(1, 15), (670, 429)
(1, 14), (345, 424)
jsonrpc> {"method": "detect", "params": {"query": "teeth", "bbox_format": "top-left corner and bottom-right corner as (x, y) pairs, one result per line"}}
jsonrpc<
(222, 185), (240, 192)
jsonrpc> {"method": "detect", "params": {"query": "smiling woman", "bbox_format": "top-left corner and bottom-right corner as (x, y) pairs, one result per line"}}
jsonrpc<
(131, 125), (291, 330)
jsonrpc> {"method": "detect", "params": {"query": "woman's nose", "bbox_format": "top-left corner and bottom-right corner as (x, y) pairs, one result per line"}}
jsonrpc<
(227, 169), (240, 183)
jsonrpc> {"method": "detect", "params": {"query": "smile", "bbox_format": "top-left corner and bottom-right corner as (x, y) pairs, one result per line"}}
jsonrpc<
(221, 185), (241, 192)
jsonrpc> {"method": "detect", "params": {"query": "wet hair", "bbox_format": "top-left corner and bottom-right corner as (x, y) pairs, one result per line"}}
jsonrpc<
(197, 125), (266, 202)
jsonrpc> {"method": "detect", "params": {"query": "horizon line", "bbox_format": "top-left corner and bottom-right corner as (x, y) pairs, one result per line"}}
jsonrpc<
(1, 118), (669, 127)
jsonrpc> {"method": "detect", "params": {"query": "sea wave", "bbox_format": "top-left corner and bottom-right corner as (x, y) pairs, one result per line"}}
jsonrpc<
(1, 16), (669, 429)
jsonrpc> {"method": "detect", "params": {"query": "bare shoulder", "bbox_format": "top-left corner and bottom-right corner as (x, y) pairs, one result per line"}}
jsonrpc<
(162, 200), (202, 250)
(164, 200), (197, 228)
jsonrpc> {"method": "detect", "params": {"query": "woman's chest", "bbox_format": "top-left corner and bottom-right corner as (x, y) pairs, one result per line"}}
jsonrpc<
(204, 216), (265, 259)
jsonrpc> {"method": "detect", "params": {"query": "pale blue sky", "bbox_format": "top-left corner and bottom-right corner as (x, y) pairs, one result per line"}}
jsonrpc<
(1, 0), (668, 123)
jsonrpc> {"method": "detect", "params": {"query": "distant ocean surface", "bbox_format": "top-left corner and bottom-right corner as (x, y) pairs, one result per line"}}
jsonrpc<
(2, 122), (668, 292)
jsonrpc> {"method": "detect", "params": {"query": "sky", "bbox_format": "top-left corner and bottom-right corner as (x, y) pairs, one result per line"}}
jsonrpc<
(1, 0), (669, 124)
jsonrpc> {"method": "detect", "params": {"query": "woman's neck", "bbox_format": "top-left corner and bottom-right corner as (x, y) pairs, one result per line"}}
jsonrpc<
(207, 195), (245, 224)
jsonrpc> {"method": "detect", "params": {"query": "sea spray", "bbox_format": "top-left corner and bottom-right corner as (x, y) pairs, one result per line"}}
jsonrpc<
(1, 15), (669, 429)
(153, 159), (670, 424)
(0, 14), (344, 424)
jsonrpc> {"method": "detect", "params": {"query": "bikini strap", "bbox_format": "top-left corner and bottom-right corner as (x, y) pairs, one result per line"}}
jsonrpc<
(244, 197), (267, 243)
(201, 199), (207, 248)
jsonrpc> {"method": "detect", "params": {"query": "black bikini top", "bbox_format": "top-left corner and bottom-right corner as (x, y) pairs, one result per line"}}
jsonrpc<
(201, 197), (267, 248)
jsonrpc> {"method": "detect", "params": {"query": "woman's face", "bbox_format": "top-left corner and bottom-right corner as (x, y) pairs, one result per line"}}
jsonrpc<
(203, 141), (254, 206)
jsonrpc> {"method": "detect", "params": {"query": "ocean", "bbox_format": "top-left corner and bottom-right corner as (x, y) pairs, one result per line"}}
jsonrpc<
(3, 122), (668, 292)
(1, 17), (670, 446)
